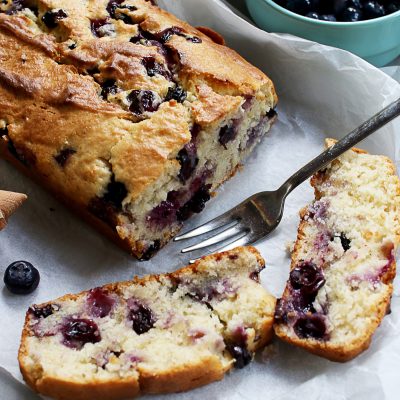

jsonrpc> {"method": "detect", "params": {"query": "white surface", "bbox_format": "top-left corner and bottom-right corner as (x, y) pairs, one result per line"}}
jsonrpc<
(1, 0), (400, 399)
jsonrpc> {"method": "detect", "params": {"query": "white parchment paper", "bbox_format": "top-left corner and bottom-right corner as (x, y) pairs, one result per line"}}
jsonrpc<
(1, 1), (400, 398)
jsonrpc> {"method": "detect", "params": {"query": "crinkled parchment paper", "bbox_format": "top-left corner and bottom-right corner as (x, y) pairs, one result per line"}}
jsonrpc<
(0, 1), (399, 399)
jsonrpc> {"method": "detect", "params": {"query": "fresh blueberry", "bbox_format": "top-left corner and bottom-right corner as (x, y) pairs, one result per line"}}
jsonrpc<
(306, 11), (321, 18)
(127, 90), (160, 115)
(4, 261), (40, 294)
(286, 0), (313, 15)
(41, 9), (68, 28)
(385, 2), (400, 14)
(363, 1), (385, 19)
(62, 318), (101, 349)
(129, 302), (156, 334)
(293, 315), (326, 339)
(226, 344), (252, 368)
(87, 288), (115, 318)
(339, 6), (362, 21)
(320, 14), (337, 20)
(333, 0), (361, 14)
(289, 261), (325, 294)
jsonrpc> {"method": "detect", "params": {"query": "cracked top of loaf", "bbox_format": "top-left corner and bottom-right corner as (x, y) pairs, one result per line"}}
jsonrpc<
(0, 0), (277, 256)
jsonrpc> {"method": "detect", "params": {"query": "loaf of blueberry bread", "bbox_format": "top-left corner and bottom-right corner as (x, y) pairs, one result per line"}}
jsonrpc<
(19, 247), (276, 400)
(0, 0), (277, 259)
(274, 139), (400, 362)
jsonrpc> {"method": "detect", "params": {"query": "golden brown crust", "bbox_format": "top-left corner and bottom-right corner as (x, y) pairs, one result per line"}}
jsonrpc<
(138, 355), (227, 394)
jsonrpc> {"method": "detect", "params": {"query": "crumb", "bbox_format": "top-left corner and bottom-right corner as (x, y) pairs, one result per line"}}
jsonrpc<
(285, 241), (295, 254)
(261, 343), (277, 363)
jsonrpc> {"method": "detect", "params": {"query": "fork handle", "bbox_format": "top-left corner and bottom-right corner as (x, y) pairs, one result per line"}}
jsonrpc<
(280, 98), (400, 196)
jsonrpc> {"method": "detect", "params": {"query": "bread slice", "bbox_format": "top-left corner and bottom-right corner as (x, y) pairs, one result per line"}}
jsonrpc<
(19, 247), (276, 400)
(0, 0), (277, 259)
(274, 139), (400, 362)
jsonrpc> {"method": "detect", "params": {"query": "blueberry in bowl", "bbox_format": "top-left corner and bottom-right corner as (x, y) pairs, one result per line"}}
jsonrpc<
(245, 0), (400, 66)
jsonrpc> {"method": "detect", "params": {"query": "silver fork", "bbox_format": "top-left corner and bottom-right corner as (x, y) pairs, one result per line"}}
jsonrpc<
(174, 98), (400, 260)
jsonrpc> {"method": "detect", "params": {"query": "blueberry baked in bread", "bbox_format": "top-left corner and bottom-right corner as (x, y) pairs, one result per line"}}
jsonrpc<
(0, 0), (277, 259)
(274, 139), (400, 362)
(19, 247), (276, 400)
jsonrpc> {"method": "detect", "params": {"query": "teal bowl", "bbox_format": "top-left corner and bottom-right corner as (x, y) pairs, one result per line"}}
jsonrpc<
(245, 0), (400, 67)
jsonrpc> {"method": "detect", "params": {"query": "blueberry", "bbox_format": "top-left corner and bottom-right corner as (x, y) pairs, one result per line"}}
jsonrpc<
(147, 200), (178, 228)
(62, 318), (101, 349)
(177, 184), (211, 221)
(127, 90), (160, 115)
(289, 262), (325, 294)
(306, 11), (321, 18)
(129, 302), (156, 334)
(363, 1), (385, 19)
(41, 9), (68, 29)
(87, 288), (115, 318)
(54, 148), (76, 167)
(103, 176), (127, 209)
(219, 124), (237, 147)
(4, 261), (40, 294)
(286, 0), (313, 15)
(266, 108), (277, 119)
(226, 344), (252, 368)
(165, 86), (187, 103)
(90, 18), (114, 38)
(293, 315), (326, 339)
(177, 142), (198, 183)
(386, 2), (400, 14)
(101, 79), (119, 99)
(333, 0), (361, 14)
(339, 233), (351, 251)
(29, 304), (59, 319)
(338, 6), (362, 21)
(141, 56), (170, 79)
(320, 14), (337, 20)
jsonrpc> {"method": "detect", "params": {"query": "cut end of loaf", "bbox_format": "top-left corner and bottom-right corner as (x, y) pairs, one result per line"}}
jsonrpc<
(19, 247), (276, 400)
(274, 141), (400, 362)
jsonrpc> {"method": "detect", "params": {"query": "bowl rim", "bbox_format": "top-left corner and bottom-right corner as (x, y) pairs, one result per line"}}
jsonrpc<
(258, 0), (400, 26)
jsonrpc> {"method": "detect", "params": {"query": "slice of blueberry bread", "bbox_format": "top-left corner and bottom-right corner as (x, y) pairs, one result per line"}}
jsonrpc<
(19, 247), (276, 400)
(274, 139), (400, 362)
(0, 0), (277, 259)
